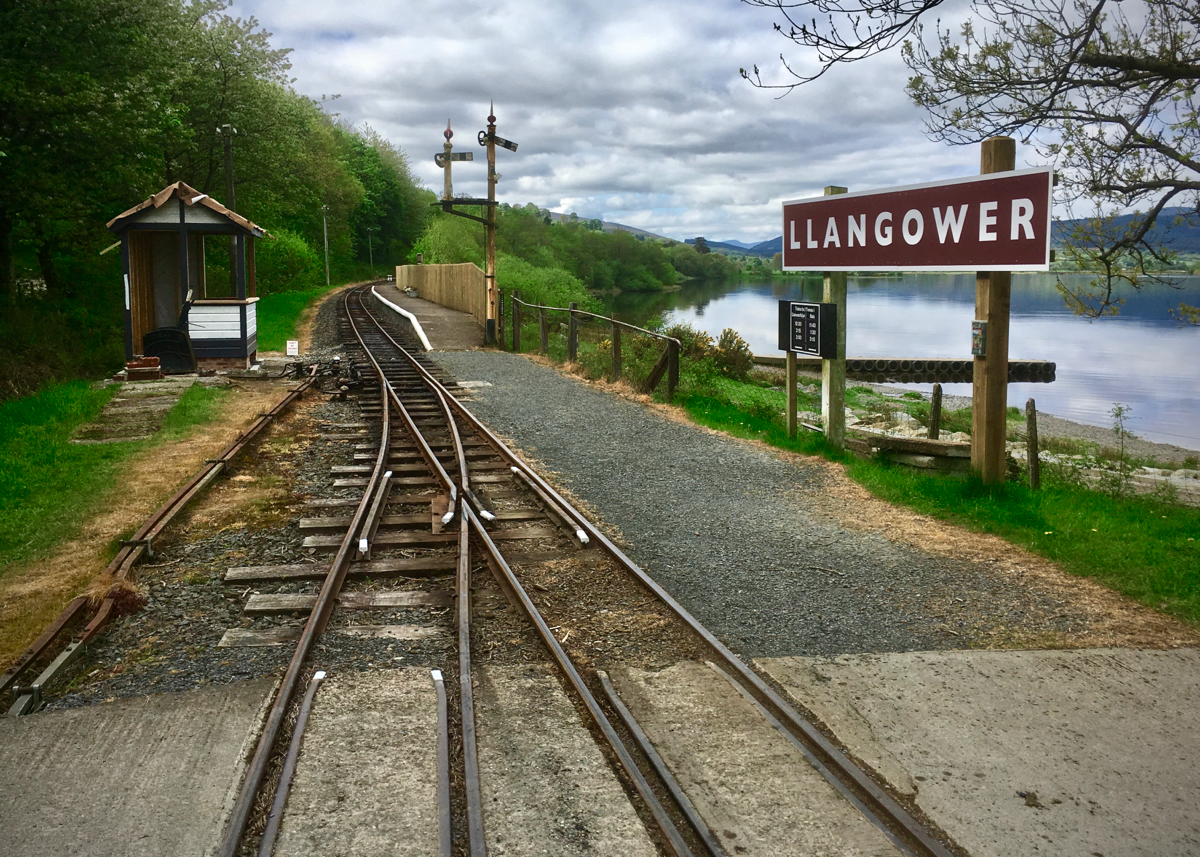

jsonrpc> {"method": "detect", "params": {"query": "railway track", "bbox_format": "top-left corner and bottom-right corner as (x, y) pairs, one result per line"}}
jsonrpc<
(212, 283), (961, 857)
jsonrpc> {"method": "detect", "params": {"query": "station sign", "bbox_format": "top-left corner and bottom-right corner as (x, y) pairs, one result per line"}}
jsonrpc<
(778, 301), (837, 358)
(781, 168), (1053, 271)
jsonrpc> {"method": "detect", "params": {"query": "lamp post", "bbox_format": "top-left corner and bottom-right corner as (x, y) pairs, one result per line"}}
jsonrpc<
(365, 226), (376, 277)
(321, 205), (331, 287)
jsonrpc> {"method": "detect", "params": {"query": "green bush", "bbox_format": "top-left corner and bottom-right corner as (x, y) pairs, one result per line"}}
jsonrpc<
(715, 328), (754, 381)
(497, 255), (602, 313)
(256, 228), (324, 294)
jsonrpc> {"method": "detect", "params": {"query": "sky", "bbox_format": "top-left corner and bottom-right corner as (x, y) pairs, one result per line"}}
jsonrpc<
(227, 0), (1019, 244)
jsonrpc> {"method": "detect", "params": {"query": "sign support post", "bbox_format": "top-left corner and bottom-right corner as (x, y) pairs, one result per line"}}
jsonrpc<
(972, 137), (1015, 484)
(786, 351), (798, 438)
(821, 185), (848, 450)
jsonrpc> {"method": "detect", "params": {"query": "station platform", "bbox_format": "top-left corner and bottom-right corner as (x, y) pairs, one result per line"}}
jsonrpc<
(372, 283), (485, 351)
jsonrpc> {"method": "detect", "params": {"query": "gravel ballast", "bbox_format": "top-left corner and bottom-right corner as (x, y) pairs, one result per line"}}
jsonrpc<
(433, 351), (1113, 658)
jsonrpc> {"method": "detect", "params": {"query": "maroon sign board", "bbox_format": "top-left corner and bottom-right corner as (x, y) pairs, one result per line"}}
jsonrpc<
(782, 168), (1054, 271)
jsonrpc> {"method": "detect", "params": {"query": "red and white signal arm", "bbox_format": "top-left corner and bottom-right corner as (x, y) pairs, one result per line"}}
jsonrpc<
(781, 168), (1054, 271)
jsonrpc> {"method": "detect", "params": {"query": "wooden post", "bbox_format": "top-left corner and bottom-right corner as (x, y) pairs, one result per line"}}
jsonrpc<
(667, 339), (679, 401)
(512, 291), (521, 352)
(786, 351), (798, 438)
(539, 307), (548, 354)
(1026, 397), (1041, 490)
(928, 383), (942, 440)
(972, 137), (1016, 484)
(612, 318), (622, 380)
(497, 288), (505, 348)
(567, 301), (578, 362)
(821, 185), (848, 449)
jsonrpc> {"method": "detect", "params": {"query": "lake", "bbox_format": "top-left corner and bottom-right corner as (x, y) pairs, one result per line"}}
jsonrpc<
(605, 274), (1200, 450)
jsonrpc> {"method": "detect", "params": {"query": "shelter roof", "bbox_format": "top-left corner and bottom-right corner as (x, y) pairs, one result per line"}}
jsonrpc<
(106, 181), (269, 237)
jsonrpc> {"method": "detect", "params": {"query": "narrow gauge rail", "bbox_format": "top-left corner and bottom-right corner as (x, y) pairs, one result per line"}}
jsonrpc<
(219, 284), (958, 857)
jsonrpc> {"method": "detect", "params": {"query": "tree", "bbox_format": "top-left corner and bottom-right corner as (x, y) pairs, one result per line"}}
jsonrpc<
(742, 0), (1200, 323)
(694, 237), (711, 254)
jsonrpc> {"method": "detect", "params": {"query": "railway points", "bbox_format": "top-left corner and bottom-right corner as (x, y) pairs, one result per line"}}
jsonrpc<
(3, 282), (1196, 857)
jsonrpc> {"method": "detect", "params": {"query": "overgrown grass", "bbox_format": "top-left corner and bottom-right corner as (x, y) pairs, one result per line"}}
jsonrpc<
(669, 380), (1200, 627)
(256, 283), (344, 352)
(0, 380), (231, 574)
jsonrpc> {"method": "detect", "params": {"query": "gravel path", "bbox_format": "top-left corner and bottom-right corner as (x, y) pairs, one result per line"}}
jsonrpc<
(433, 352), (1100, 659)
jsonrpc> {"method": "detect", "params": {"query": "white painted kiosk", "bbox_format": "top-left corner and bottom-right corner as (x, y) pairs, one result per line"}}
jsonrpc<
(106, 181), (268, 370)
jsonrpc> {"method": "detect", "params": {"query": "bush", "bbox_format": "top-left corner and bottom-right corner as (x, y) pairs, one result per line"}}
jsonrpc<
(661, 322), (715, 360)
(715, 328), (754, 381)
(496, 255), (602, 313)
(256, 228), (324, 294)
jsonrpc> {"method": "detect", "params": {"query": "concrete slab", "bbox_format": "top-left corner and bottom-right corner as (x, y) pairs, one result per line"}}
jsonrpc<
(373, 283), (484, 351)
(611, 661), (901, 857)
(273, 668), (439, 857)
(0, 677), (274, 857)
(759, 648), (1200, 857)
(475, 664), (657, 857)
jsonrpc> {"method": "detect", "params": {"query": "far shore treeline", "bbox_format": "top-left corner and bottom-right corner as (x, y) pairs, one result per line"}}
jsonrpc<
(0, 0), (747, 400)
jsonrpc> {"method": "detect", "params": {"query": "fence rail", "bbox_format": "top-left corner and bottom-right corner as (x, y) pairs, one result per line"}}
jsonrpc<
(508, 293), (680, 401)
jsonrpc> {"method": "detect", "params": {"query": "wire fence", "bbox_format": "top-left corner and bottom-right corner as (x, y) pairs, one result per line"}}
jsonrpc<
(503, 291), (680, 400)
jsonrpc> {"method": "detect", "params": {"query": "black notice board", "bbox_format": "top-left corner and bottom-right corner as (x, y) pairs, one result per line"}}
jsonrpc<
(778, 300), (837, 358)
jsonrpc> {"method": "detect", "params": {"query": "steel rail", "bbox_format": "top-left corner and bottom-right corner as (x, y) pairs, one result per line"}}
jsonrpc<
(351, 288), (487, 855)
(356, 296), (700, 854)
(466, 508), (696, 857)
(0, 366), (320, 702)
(439, 391), (957, 857)
(217, 292), (392, 857)
(257, 670), (327, 857)
(362, 315), (957, 856)
(356, 290), (955, 856)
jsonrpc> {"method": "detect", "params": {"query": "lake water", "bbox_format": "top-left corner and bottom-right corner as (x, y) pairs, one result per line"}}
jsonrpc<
(605, 274), (1200, 450)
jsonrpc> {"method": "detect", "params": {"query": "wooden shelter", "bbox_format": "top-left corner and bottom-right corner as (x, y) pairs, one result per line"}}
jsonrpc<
(107, 181), (268, 370)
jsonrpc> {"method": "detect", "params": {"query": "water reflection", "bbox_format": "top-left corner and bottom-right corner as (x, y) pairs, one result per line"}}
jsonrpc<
(605, 274), (1200, 449)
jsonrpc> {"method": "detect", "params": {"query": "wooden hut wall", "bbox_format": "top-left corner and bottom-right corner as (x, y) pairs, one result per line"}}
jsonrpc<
(128, 231), (157, 354)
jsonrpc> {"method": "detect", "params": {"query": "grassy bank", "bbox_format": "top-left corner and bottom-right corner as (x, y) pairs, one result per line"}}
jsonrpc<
(673, 384), (1200, 627)
(256, 282), (346, 352)
(0, 381), (229, 574)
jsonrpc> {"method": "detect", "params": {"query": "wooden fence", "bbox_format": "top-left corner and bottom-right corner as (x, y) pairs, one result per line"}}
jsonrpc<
(394, 263), (486, 327)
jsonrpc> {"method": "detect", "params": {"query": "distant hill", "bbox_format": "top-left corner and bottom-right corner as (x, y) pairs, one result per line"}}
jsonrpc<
(684, 237), (761, 255)
(1052, 207), (1200, 254)
(733, 207), (1200, 260)
(545, 211), (669, 242)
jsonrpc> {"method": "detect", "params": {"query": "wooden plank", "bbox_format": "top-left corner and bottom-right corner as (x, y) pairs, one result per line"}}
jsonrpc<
(244, 590), (447, 614)
(298, 513), (432, 532)
(468, 474), (514, 484)
(217, 627), (303, 648)
(302, 531), (457, 549)
(487, 527), (558, 541)
(225, 555), (458, 582)
(333, 476), (437, 488)
(335, 625), (442, 640)
(865, 435), (972, 458)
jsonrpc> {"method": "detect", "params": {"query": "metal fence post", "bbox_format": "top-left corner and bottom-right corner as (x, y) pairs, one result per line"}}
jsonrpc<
(539, 307), (548, 354)
(667, 339), (679, 402)
(612, 318), (622, 380)
(512, 291), (521, 352)
(568, 302), (578, 362)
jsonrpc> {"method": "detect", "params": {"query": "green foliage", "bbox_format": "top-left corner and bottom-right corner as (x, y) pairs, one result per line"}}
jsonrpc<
(0, 1), (429, 398)
(663, 242), (741, 280)
(497, 255), (601, 313)
(715, 328), (754, 380)
(255, 228), (324, 294)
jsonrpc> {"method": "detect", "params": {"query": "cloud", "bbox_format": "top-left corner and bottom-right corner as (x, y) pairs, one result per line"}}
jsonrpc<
(231, 0), (1001, 241)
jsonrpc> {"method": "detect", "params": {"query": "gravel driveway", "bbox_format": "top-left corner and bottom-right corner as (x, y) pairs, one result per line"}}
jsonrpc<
(433, 351), (1107, 658)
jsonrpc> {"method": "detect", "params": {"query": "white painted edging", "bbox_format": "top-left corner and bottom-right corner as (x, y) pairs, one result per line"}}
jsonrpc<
(372, 287), (432, 351)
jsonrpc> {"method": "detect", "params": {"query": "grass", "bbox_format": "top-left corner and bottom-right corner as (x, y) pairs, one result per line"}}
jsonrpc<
(0, 380), (230, 575)
(255, 283), (345, 352)
(668, 380), (1200, 627)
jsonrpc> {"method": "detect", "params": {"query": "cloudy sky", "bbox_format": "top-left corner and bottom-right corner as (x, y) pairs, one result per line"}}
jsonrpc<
(227, 0), (1019, 243)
